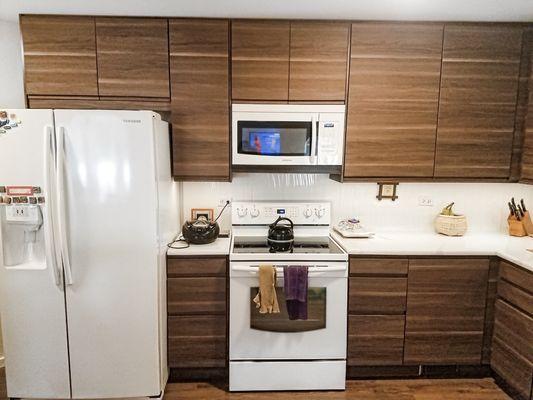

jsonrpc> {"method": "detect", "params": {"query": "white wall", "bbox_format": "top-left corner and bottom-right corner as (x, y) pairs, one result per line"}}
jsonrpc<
(182, 174), (533, 234)
(1, 0), (532, 22)
(0, 19), (25, 109)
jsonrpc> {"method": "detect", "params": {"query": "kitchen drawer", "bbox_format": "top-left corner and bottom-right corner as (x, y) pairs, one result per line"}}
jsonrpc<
(491, 336), (533, 400)
(168, 277), (226, 315)
(348, 315), (405, 366)
(404, 332), (483, 365)
(499, 261), (533, 292)
(167, 257), (227, 277)
(349, 258), (408, 276)
(349, 277), (407, 314)
(498, 279), (533, 315)
(493, 299), (533, 363)
(168, 315), (226, 368)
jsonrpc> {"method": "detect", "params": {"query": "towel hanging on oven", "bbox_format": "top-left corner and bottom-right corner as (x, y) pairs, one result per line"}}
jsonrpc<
(252, 265), (280, 314)
(283, 266), (308, 320)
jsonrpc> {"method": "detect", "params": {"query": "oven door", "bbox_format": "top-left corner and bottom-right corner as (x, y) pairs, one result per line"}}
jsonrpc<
(232, 112), (318, 166)
(229, 261), (347, 360)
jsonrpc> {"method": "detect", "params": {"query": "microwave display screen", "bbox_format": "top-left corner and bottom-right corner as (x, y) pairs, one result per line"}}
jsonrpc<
(238, 121), (312, 156)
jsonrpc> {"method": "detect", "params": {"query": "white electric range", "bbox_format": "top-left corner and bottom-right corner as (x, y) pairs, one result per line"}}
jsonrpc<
(229, 201), (348, 392)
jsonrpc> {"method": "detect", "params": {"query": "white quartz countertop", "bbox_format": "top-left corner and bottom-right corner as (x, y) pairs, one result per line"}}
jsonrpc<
(165, 229), (533, 273)
(166, 235), (231, 257)
(331, 231), (533, 273)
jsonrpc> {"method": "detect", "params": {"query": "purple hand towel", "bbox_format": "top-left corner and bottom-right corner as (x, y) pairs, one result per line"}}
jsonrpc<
(283, 266), (308, 320)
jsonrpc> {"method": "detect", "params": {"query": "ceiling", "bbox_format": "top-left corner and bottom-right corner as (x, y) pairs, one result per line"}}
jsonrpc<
(1, 0), (532, 22)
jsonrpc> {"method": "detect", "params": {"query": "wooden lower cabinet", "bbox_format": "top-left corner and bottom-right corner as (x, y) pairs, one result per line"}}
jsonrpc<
(168, 315), (226, 368)
(404, 258), (489, 365)
(167, 256), (227, 373)
(348, 315), (405, 366)
(491, 262), (533, 400)
(347, 258), (408, 369)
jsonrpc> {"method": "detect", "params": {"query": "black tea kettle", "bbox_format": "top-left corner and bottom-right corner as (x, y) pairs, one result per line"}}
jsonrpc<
(267, 216), (294, 253)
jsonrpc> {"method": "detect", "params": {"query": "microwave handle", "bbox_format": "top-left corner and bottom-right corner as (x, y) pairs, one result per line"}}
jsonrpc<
(311, 116), (318, 162)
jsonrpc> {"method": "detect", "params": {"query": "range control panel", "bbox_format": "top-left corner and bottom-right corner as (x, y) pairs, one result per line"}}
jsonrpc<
(231, 201), (331, 226)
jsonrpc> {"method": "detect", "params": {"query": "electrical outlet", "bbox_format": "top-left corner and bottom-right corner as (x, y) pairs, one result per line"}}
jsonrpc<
(217, 199), (231, 207)
(418, 196), (434, 207)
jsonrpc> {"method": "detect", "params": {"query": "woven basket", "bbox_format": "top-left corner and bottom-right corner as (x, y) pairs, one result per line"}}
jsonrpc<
(435, 214), (467, 236)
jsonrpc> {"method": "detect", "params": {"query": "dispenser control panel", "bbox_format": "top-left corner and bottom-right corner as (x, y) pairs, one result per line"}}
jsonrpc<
(5, 205), (41, 224)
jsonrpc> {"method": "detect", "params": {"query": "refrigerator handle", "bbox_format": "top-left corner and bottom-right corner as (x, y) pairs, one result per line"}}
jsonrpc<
(43, 126), (63, 288)
(56, 127), (74, 286)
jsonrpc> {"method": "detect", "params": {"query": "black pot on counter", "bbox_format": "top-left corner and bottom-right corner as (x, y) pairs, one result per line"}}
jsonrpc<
(267, 216), (294, 253)
(182, 217), (220, 244)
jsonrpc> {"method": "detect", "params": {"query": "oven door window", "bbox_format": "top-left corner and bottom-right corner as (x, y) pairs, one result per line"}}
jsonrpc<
(250, 287), (326, 332)
(238, 121), (312, 156)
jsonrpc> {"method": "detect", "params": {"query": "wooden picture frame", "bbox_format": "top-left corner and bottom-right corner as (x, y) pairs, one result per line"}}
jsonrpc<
(191, 208), (214, 221)
(376, 182), (399, 201)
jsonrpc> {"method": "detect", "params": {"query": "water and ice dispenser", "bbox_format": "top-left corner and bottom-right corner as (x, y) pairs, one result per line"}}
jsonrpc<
(1, 204), (45, 268)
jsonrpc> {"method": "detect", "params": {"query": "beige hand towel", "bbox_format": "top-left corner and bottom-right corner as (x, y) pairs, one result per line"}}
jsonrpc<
(253, 265), (280, 314)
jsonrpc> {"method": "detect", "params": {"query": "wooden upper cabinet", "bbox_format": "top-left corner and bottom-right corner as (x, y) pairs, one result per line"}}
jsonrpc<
(232, 20), (290, 101)
(344, 23), (444, 178)
(95, 17), (169, 98)
(288, 21), (349, 101)
(520, 28), (533, 182)
(434, 24), (523, 178)
(169, 19), (230, 180)
(20, 15), (98, 96)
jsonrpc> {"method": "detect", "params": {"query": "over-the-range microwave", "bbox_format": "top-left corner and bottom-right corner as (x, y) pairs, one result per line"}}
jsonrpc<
(232, 104), (345, 169)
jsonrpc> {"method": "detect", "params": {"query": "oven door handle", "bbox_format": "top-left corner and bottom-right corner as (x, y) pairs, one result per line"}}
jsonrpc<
(231, 265), (347, 274)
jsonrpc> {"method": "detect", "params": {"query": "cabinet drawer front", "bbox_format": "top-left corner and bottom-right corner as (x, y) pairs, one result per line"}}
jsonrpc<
(497, 279), (533, 315)
(348, 315), (405, 366)
(499, 261), (533, 293)
(493, 299), (533, 363)
(168, 315), (226, 368)
(168, 277), (226, 315)
(408, 258), (490, 292)
(167, 257), (227, 277)
(404, 332), (483, 365)
(349, 277), (407, 314)
(350, 258), (408, 276)
(491, 336), (533, 400)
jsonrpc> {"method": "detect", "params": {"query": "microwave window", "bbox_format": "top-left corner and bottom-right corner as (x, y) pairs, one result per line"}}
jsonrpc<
(238, 121), (312, 156)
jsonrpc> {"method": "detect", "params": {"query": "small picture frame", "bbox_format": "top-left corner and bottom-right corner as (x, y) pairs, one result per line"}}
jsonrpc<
(376, 182), (399, 201)
(191, 208), (214, 221)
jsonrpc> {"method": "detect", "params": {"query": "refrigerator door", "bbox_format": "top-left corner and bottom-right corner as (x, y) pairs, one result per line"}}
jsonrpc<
(53, 110), (162, 398)
(0, 109), (71, 399)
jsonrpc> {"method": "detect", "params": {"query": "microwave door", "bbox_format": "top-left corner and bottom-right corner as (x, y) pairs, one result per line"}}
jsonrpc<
(232, 113), (317, 166)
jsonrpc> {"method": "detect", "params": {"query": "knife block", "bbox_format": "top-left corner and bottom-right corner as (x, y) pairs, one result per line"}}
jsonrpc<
(508, 215), (527, 237)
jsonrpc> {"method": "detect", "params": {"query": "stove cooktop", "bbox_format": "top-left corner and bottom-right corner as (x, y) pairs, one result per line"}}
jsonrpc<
(232, 235), (344, 255)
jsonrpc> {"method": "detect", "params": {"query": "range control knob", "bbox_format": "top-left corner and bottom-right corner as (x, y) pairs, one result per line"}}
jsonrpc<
(237, 207), (248, 218)
(250, 208), (260, 218)
(315, 208), (326, 218)
(303, 208), (313, 218)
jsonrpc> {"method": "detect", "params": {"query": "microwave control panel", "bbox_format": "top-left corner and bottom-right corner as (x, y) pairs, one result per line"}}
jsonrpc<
(232, 201), (331, 226)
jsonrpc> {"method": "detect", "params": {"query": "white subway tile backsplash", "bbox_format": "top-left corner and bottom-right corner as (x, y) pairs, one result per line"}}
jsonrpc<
(182, 173), (533, 234)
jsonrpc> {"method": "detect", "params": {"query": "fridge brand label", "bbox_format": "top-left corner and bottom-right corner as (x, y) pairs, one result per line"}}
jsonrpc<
(123, 119), (141, 124)
(0, 111), (22, 134)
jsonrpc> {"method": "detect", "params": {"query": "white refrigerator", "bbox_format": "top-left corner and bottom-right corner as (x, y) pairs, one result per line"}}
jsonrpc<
(0, 109), (178, 399)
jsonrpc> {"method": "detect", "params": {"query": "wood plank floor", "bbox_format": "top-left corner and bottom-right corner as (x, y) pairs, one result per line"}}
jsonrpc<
(164, 379), (512, 400)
